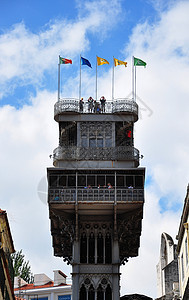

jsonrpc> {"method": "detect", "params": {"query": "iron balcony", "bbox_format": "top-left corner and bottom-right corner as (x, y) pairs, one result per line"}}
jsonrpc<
(54, 98), (138, 120)
(53, 145), (139, 163)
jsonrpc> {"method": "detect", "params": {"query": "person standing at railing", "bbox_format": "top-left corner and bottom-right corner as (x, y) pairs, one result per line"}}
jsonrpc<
(94, 100), (98, 113)
(88, 96), (94, 113)
(93, 101), (101, 113)
(107, 183), (113, 189)
(128, 185), (133, 189)
(100, 96), (106, 113)
(80, 97), (84, 112)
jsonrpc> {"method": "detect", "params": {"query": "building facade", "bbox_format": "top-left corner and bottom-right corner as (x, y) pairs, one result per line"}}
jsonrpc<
(47, 98), (145, 299)
(0, 209), (15, 300)
(14, 270), (72, 300)
(176, 185), (189, 299)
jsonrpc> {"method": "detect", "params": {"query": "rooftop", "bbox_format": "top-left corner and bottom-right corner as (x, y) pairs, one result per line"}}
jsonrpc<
(14, 270), (70, 291)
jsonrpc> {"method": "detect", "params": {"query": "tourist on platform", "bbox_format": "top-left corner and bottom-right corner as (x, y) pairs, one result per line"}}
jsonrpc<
(100, 96), (106, 113)
(94, 100), (98, 113)
(88, 96), (94, 113)
(80, 97), (84, 112)
(96, 102), (101, 113)
(128, 185), (133, 189)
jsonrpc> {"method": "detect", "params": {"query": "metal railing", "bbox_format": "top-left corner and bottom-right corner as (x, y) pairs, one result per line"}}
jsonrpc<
(54, 98), (138, 116)
(53, 146), (139, 162)
(49, 188), (144, 203)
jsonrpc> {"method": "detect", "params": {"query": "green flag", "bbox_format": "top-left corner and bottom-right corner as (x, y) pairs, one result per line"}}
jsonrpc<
(134, 57), (147, 67)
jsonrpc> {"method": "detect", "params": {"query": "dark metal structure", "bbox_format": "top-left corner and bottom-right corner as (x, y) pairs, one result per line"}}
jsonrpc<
(47, 98), (145, 299)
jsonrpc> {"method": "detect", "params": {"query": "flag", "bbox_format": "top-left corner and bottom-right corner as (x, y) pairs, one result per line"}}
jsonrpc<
(59, 56), (72, 64)
(134, 57), (146, 67)
(81, 57), (92, 68)
(114, 58), (127, 67)
(97, 56), (109, 66)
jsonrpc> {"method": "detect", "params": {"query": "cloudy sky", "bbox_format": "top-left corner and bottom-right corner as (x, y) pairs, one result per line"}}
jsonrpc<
(1, 0), (189, 298)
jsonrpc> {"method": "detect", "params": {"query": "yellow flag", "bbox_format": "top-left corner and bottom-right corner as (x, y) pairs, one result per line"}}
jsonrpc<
(97, 56), (109, 66)
(114, 58), (127, 67)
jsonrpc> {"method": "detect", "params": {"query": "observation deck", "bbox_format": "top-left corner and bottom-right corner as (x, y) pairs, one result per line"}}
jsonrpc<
(47, 167), (145, 214)
(54, 98), (138, 122)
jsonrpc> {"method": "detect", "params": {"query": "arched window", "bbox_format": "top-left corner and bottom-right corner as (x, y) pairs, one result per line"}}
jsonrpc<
(89, 233), (95, 263)
(88, 284), (95, 300)
(97, 232), (104, 263)
(79, 284), (86, 300)
(80, 233), (87, 263)
(97, 284), (103, 300)
(105, 233), (112, 263)
(105, 284), (112, 300)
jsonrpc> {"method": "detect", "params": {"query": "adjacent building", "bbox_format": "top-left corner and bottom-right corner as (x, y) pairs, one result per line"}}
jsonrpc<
(156, 233), (179, 300)
(176, 184), (189, 299)
(0, 209), (15, 300)
(14, 270), (71, 300)
(47, 97), (145, 299)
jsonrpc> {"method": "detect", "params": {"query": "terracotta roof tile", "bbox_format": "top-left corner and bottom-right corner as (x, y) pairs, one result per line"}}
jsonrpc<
(14, 281), (69, 291)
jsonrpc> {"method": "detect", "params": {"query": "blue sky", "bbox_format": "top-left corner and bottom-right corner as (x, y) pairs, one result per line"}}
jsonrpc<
(0, 0), (189, 298)
(0, 0), (159, 107)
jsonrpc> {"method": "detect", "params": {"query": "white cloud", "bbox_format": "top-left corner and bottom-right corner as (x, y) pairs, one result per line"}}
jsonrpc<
(0, 0), (122, 100)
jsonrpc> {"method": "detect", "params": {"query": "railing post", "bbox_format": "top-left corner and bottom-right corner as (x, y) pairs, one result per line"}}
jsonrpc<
(76, 172), (78, 205)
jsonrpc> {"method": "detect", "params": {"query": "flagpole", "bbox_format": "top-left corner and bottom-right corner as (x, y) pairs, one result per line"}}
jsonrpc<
(112, 56), (114, 100)
(134, 63), (136, 101)
(79, 55), (81, 100)
(96, 56), (97, 101)
(132, 56), (134, 101)
(58, 55), (60, 101)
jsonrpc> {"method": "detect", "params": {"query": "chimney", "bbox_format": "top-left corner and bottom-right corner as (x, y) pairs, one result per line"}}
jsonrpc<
(34, 273), (52, 286)
(14, 276), (27, 288)
(53, 270), (67, 285)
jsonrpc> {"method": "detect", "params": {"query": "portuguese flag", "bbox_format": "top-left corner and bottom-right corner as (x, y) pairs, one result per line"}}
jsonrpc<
(59, 56), (72, 64)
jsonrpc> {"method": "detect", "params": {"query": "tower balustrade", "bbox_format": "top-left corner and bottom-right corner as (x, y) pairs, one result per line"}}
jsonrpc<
(54, 98), (138, 121)
(49, 187), (144, 203)
(53, 145), (139, 164)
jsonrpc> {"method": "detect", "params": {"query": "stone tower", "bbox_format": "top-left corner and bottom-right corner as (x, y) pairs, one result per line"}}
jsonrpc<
(156, 233), (179, 300)
(47, 97), (145, 299)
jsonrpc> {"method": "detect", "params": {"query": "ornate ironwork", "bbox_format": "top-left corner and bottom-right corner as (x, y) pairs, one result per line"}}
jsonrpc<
(55, 98), (79, 114)
(54, 98), (138, 117)
(50, 213), (75, 261)
(118, 209), (143, 261)
(49, 188), (144, 203)
(112, 98), (138, 114)
(53, 146), (139, 161)
(80, 122), (112, 137)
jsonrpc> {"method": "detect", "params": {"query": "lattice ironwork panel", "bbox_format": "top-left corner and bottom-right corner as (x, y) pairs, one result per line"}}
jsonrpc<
(53, 145), (139, 161)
